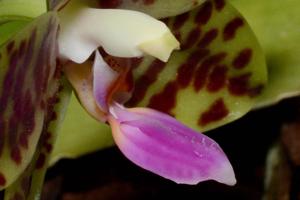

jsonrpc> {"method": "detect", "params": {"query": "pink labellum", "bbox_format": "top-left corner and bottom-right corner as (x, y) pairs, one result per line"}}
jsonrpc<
(108, 103), (236, 185)
(93, 50), (118, 111)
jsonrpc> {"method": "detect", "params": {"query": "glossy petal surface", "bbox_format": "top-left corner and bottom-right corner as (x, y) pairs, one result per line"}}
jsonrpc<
(109, 104), (236, 185)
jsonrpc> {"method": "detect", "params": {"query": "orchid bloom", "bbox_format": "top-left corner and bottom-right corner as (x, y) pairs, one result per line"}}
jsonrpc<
(64, 50), (236, 185)
(1, 0), (275, 199)
(58, 1), (235, 185)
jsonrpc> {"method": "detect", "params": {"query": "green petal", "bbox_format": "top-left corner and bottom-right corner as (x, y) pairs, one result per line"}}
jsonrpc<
(96, 0), (205, 18)
(4, 78), (71, 200)
(0, 0), (46, 22)
(231, 0), (300, 108)
(0, 12), (59, 189)
(127, 0), (267, 131)
(0, 20), (29, 46)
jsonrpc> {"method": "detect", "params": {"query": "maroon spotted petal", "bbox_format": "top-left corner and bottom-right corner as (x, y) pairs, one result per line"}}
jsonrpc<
(4, 78), (72, 200)
(125, 0), (267, 131)
(0, 12), (60, 189)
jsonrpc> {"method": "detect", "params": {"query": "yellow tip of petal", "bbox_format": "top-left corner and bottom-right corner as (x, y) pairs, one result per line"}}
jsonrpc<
(139, 31), (180, 62)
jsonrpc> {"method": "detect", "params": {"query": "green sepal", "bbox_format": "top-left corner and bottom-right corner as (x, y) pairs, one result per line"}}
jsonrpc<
(0, 0), (46, 23)
(231, 0), (300, 108)
(0, 20), (30, 46)
(128, 0), (267, 131)
(0, 12), (59, 189)
(4, 78), (71, 200)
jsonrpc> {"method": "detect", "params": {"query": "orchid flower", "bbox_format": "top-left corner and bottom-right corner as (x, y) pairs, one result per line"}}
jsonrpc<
(63, 48), (236, 186)
(57, 0), (235, 186)
(52, 0), (268, 163)
(0, 0), (279, 199)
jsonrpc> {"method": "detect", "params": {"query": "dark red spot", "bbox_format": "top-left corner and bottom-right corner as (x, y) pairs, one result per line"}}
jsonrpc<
(53, 64), (62, 81)
(47, 96), (60, 108)
(199, 98), (229, 126)
(13, 94), (24, 118)
(198, 28), (218, 48)
(128, 60), (166, 106)
(12, 62), (26, 108)
(0, 51), (17, 113)
(18, 40), (27, 58)
(40, 100), (46, 109)
(194, 52), (227, 91)
(8, 115), (18, 148)
(233, 48), (252, 69)
(0, 172), (6, 186)
(35, 153), (46, 169)
(6, 41), (15, 53)
(143, 0), (155, 5)
(11, 147), (22, 164)
(195, 1), (213, 25)
(19, 134), (29, 149)
(98, 0), (122, 8)
(223, 17), (244, 41)
(228, 73), (251, 96)
(58, 84), (64, 92)
(181, 28), (201, 50)
(248, 84), (264, 97)
(173, 12), (190, 30)
(148, 81), (178, 115)
(19, 90), (35, 149)
(207, 65), (228, 92)
(213, 0), (225, 11)
(45, 143), (53, 153)
(46, 96), (59, 122)
(177, 49), (210, 88)
(44, 132), (51, 141)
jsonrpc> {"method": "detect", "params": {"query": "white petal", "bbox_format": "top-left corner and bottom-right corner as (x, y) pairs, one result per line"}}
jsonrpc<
(58, 2), (179, 63)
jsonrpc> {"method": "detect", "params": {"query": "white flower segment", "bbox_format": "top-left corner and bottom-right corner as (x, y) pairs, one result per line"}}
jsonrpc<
(58, 6), (179, 63)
